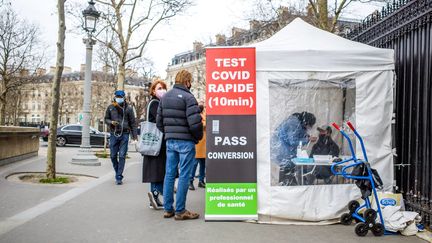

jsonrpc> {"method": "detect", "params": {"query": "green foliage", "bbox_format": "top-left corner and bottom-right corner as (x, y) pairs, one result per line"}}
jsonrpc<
(39, 177), (70, 184)
(95, 150), (129, 159)
(95, 151), (109, 158)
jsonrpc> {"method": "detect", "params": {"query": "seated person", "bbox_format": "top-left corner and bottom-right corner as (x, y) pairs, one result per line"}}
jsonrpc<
(308, 125), (340, 184)
(270, 111), (317, 186)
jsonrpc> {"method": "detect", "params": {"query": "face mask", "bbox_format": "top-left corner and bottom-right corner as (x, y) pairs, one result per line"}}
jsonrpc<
(115, 97), (124, 104)
(319, 134), (327, 139)
(155, 89), (167, 99)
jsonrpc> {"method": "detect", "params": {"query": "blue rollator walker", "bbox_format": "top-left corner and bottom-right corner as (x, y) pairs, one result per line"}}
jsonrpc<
(331, 121), (389, 237)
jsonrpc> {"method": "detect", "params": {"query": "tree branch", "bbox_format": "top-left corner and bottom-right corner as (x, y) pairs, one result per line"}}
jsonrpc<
(330, 0), (351, 32)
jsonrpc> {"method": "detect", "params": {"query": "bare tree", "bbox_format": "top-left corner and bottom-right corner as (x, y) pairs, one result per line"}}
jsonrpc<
(248, 0), (307, 28)
(248, 0), (384, 33)
(4, 89), (23, 125)
(133, 57), (156, 80)
(306, 0), (352, 32)
(133, 88), (150, 122)
(94, 31), (119, 77)
(0, 5), (45, 125)
(46, 0), (66, 180)
(128, 56), (155, 120)
(92, 0), (192, 90)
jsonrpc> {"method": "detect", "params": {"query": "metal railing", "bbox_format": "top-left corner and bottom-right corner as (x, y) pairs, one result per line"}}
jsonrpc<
(347, 0), (432, 227)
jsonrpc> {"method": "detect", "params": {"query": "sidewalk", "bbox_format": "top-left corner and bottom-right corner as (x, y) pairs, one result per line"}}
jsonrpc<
(0, 143), (426, 243)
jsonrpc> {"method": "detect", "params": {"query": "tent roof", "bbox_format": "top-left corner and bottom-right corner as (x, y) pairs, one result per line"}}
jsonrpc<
(253, 18), (394, 71)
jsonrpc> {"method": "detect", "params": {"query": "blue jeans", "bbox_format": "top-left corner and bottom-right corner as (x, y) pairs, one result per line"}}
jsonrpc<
(163, 139), (196, 214)
(150, 182), (163, 195)
(190, 158), (205, 183)
(109, 133), (129, 181)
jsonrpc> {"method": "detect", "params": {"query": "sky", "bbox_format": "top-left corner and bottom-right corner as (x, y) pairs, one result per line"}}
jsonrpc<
(10, 0), (385, 78)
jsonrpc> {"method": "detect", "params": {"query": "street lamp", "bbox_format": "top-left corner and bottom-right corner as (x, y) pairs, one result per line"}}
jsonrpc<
(72, 0), (101, 166)
(82, 0), (100, 33)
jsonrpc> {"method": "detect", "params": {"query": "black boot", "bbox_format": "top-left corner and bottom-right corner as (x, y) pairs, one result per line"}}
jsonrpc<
(198, 181), (206, 188)
(189, 182), (195, 190)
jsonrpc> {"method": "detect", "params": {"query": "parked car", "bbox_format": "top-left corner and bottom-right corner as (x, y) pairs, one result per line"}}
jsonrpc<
(41, 124), (110, 147)
(40, 126), (49, 138)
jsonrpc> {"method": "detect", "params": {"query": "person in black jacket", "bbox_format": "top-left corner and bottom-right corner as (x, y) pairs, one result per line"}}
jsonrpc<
(156, 70), (203, 220)
(104, 90), (137, 185)
(142, 80), (167, 210)
(308, 125), (340, 184)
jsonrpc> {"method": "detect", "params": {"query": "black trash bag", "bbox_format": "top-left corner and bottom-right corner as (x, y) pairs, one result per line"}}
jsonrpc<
(351, 162), (384, 199)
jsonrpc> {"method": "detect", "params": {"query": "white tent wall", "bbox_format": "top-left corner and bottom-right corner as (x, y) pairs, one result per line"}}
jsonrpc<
(256, 70), (394, 223)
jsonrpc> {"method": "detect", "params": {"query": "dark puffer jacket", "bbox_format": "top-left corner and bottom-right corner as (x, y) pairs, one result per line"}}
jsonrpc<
(156, 84), (203, 143)
(104, 102), (137, 138)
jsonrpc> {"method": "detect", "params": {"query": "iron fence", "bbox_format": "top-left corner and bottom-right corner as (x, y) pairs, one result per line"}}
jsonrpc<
(347, 0), (432, 227)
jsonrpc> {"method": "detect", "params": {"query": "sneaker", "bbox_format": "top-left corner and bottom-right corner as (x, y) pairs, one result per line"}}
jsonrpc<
(153, 192), (164, 209)
(174, 210), (199, 220)
(189, 182), (195, 190)
(149, 204), (164, 210)
(198, 181), (205, 188)
(148, 192), (158, 210)
(148, 191), (163, 210)
(115, 180), (123, 185)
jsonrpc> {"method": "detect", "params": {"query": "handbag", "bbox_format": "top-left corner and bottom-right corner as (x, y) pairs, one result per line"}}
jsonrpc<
(137, 99), (163, 156)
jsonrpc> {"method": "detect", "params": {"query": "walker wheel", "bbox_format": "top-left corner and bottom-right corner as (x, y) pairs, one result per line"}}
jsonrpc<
(372, 223), (384, 236)
(340, 213), (352, 225)
(364, 209), (377, 223)
(348, 200), (360, 213)
(355, 222), (369, 237)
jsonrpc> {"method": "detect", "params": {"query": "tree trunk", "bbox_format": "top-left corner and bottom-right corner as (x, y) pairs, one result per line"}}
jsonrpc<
(0, 100), (5, 125)
(0, 89), (6, 125)
(117, 62), (126, 90)
(13, 95), (21, 126)
(46, 0), (66, 179)
(318, 0), (329, 31)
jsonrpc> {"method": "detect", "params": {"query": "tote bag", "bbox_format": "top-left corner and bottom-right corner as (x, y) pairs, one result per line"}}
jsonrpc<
(137, 99), (163, 156)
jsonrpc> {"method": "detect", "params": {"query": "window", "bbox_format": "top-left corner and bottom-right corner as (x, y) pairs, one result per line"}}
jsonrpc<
(63, 125), (82, 132)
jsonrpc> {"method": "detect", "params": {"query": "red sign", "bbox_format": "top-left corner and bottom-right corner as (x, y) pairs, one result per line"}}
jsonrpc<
(206, 47), (256, 115)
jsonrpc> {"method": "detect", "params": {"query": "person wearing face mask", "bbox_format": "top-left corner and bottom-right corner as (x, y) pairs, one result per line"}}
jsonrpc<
(270, 111), (317, 186)
(307, 125), (340, 184)
(104, 90), (138, 185)
(156, 70), (203, 220)
(142, 80), (168, 210)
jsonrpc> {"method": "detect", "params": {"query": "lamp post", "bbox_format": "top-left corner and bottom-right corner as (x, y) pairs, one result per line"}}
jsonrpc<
(72, 0), (101, 166)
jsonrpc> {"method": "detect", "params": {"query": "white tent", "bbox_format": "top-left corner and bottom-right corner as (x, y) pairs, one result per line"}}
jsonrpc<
(253, 18), (394, 223)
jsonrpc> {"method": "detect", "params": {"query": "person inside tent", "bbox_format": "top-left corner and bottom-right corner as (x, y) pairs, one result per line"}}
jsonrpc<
(271, 111), (317, 186)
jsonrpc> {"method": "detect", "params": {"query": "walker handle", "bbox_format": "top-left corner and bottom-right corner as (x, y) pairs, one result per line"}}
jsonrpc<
(346, 121), (356, 132)
(332, 123), (341, 131)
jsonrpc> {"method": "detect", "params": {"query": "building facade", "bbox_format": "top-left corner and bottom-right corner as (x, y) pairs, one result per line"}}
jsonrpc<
(14, 70), (150, 130)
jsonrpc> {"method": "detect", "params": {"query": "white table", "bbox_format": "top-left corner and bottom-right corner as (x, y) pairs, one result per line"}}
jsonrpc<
(292, 158), (353, 185)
